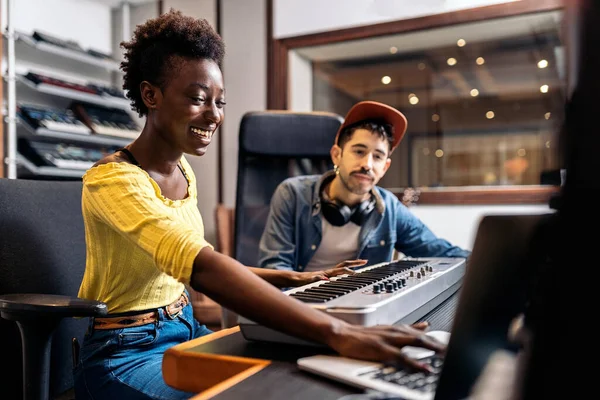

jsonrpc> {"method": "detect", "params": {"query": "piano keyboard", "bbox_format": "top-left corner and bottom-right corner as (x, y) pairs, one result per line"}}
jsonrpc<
(71, 102), (140, 139)
(33, 30), (86, 54)
(90, 121), (139, 139)
(46, 156), (94, 170)
(239, 257), (466, 346)
(18, 104), (91, 135)
(288, 259), (434, 304)
(18, 138), (118, 171)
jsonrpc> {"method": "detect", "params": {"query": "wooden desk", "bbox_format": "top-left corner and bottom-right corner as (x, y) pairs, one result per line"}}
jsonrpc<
(163, 293), (459, 400)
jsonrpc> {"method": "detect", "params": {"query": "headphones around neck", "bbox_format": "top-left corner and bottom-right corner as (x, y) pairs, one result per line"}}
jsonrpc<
(320, 187), (376, 227)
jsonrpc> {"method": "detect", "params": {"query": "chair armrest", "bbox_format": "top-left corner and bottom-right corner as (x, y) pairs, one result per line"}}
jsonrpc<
(0, 293), (107, 399)
(0, 294), (107, 321)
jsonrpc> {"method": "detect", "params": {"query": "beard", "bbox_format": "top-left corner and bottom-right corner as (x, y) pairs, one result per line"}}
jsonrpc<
(338, 170), (373, 195)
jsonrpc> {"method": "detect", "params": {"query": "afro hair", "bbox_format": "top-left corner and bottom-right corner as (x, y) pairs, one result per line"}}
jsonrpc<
(120, 9), (225, 117)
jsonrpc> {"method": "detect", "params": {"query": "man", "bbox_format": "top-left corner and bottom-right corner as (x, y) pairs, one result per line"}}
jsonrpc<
(258, 100), (470, 273)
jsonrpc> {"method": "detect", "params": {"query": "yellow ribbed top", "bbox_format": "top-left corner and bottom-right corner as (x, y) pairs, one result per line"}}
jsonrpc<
(78, 156), (212, 314)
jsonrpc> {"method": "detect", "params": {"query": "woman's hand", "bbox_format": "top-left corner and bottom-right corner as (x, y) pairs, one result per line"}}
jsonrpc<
(195, 249), (444, 372)
(291, 259), (367, 287)
(326, 321), (446, 372)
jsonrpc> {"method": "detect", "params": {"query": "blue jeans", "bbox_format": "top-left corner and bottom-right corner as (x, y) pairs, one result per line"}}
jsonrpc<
(73, 298), (213, 400)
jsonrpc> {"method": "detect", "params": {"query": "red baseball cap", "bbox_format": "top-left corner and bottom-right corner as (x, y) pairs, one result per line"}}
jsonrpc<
(335, 101), (408, 153)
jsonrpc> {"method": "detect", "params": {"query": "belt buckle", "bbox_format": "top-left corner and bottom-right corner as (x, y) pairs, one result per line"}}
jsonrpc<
(165, 301), (183, 319)
(165, 293), (187, 319)
(165, 305), (180, 319)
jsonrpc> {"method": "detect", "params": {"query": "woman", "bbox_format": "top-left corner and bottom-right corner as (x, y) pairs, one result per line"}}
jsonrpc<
(73, 10), (444, 400)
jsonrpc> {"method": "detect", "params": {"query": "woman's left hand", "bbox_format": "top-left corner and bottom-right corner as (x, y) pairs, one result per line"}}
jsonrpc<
(292, 259), (367, 287)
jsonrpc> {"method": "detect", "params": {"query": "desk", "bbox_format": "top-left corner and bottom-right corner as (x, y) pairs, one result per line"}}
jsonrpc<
(163, 293), (459, 400)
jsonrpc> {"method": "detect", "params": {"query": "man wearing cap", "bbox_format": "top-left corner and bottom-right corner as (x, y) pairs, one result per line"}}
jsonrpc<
(257, 101), (470, 273)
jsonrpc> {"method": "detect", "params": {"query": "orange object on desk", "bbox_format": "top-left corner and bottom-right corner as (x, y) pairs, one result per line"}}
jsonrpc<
(162, 327), (271, 399)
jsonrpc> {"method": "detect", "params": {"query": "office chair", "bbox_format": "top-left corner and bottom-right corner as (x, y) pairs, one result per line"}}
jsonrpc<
(221, 110), (343, 327)
(0, 179), (107, 400)
(215, 204), (235, 257)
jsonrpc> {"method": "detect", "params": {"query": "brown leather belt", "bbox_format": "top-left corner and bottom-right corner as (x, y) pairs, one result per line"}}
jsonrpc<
(94, 292), (189, 330)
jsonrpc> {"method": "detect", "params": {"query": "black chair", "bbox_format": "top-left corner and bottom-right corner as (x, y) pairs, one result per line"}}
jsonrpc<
(233, 110), (343, 266)
(0, 179), (107, 400)
(221, 111), (342, 328)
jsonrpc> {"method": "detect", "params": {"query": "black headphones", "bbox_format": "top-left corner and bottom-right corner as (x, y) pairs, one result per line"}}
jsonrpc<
(320, 185), (376, 227)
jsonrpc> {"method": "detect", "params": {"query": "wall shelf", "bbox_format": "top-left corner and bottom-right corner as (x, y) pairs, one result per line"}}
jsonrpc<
(18, 119), (132, 147)
(8, 32), (121, 72)
(16, 153), (86, 178)
(17, 75), (130, 110)
(3, 0), (132, 179)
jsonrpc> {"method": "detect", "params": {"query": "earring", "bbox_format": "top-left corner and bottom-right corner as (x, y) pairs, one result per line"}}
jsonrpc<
(334, 165), (339, 175)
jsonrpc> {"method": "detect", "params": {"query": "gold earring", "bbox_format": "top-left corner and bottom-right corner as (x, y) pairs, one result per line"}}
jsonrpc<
(334, 165), (339, 175)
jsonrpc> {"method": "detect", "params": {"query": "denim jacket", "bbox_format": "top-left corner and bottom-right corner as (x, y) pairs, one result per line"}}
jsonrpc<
(258, 171), (470, 271)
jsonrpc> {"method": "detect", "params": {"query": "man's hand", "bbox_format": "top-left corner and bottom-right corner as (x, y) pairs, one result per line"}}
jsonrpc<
(291, 259), (367, 287)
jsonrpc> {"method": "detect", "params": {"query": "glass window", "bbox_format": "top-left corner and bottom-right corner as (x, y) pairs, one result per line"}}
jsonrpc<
(296, 10), (565, 190)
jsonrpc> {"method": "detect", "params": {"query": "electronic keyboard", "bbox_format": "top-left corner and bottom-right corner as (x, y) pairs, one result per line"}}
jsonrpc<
(71, 102), (140, 139)
(239, 257), (466, 346)
(18, 138), (119, 171)
(17, 103), (91, 135)
(22, 72), (126, 102)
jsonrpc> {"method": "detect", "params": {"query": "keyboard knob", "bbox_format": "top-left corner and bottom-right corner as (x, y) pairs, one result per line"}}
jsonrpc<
(409, 271), (414, 277)
(385, 283), (394, 293)
(417, 272), (422, 279)
(372, 285), (381, 294)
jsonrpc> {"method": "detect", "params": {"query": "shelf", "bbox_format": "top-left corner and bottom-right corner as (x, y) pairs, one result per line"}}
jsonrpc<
(16, 153), (85, 178)
(87, 0), (159, 8)
(17, 75), (131, 110)
(18, 119), (133, 147)
(12, 32), (121, 72)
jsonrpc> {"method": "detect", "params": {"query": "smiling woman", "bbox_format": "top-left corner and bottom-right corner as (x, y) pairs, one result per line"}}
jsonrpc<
(72, 9), (446, 400)
(136, 57), (225, 159)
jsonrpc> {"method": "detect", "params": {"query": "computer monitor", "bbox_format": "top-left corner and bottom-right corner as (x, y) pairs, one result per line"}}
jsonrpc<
(433, 213), (551, 400)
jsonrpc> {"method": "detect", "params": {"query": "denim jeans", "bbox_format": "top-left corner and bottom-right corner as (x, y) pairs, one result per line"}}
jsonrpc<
(73, 298), (213, 400)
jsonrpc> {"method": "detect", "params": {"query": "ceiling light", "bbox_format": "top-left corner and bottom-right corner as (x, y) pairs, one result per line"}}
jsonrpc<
(418, 63), (426, 70)
(540, 85), (549, 93)
(470, 88), (479, 97)
(486, 111), (495, 119)
(447, 57), (457, 66)
(431, 114), (440, 122)
(457, 39), (466, 47)
(409, 96), (419, 105)
(476, 57), (485, 65)
(545, 112), (551, 120)
(537, 59), (548, 68)
(390, 46), (398, 54)
(435, 149), (444, 158)
(381, 76), (392, 85)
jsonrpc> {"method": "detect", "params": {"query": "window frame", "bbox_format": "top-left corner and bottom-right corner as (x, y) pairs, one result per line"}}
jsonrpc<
(267, 0), (565, 205)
